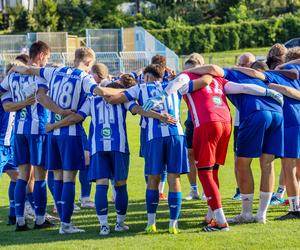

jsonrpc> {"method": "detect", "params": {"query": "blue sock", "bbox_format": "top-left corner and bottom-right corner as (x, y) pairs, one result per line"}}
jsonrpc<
(79, 168), (91, 199)
(61, 182), (75, 223)
(160, 171), (167, 182)
(144, 175), (148, 184)
(47, 171), (54, 197)
(53, 180), (63, 219)
(14, 179), (27, 218)
(115, 185), (128, 215)
(8, 181), (16, 217)
(26, 192), (35, 210)
(146, 189), (159, 214)
(33, 180), (47, 216)
(168, 192), (182, 220)
(95, 185), (108, 215)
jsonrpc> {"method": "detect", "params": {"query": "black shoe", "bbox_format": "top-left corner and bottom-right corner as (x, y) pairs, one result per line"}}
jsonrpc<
(7, 216), (16, 226)
(15, 223), (30, 232)
(275, 211), (300, 220)
(34, 218), (55, 229)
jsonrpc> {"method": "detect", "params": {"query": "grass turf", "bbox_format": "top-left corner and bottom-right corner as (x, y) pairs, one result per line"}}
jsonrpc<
(0, 47), (299, 249)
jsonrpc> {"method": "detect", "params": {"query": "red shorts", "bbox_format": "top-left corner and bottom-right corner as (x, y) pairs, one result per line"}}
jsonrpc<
(193, 122), (232, 168)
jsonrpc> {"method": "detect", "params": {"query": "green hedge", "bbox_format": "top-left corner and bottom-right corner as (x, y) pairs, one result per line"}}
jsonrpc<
(149, 14), (300, 54)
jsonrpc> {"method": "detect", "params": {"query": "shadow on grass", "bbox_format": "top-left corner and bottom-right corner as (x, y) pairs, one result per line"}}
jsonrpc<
(0, 198), (288, 246)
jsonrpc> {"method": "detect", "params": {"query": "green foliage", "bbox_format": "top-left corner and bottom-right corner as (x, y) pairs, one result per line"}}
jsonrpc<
(150, 14), (300, 54)
(227, 1), (250, 22)
(33, 0), (59, 31)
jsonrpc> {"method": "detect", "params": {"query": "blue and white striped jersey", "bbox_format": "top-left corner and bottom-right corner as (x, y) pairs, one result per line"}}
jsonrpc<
(38, 67), (98, 136)
(0, 95), (15, 146)
(124, 81), (184, 142)
(0, 73), (47, 135)
(78, 96), (136, 155)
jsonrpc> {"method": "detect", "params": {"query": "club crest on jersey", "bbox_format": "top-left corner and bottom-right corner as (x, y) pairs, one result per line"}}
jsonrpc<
(20, 108), (27, 120)
(55, 114), (62, 122)
(101, 127), (112, 137)
(212, 96), (222, 106)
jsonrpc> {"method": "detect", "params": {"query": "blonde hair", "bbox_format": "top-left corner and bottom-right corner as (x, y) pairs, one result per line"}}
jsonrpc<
(188, 53), (204, 65)
(74, 47), (95, 64)
(285, 47), (300, 62)
(91, 63), (109, 79)
(267, 43), (287, 58)
(6, 60), (25, 74)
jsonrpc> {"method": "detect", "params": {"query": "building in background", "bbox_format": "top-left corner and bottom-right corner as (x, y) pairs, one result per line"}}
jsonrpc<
(0, 0), (34, 11)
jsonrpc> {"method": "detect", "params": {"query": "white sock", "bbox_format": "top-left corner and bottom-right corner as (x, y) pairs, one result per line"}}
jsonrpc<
(116, 214), (126, 224)
(257, 191), (272, 219)
(241, 193), (254, 218)
(16, 217), (25, 226)
(169, 219), (177, 228)
(97, 215), (108, 226)
(190, 184), (198, 193)
(147, 213), (156, 225)
(275, 185), (286, 199)
(158, 182), (165, 194)
(111, 186), (116, 201)
(36, 215), (45, 225)
(81, 196), (90, 203)
(288, 196), (300, 211)
(214, 208), (227, 225)
(206, 206), (213, 221)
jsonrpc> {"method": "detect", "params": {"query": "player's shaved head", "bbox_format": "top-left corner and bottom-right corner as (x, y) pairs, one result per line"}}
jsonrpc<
(237, 53), (256, 67)
(285, 47), (300, 62)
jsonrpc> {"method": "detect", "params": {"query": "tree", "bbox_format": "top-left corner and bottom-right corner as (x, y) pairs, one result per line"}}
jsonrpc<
(33, 0), (59, 31)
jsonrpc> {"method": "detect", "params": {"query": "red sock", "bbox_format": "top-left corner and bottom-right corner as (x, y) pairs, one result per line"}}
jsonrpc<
(198, 169), (222, 210)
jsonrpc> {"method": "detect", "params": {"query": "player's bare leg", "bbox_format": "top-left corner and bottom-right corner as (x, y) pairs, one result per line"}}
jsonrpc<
(145, 175), (160, 233)
(256, 153), (275, 223)
(185, 149), (200, 200)
(228, 157), (254, 223)
(14, 164), (32, 230)
(271, 165), (286, 205)
(80, 150), (94, 208)
(232, 155), (241, 200)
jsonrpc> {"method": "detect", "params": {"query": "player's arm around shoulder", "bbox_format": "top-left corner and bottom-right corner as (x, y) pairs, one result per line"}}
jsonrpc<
(185, 64), (224, 77)
(268, 83), (300, 101)
(46, 113), (84, 133)
(232, 66), (266, 81)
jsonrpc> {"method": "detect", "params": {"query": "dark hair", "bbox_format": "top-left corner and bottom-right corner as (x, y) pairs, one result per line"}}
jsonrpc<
(151, 55), (166, 68)
(143, 64), (164, 79)
(120, 74), (136, 88)
(29, 40), (50, 59)
(184, 58), (199, 67)
(15, 54), (30, 65)
(266, 56), (284, 70)
(250, 60), (269, 71)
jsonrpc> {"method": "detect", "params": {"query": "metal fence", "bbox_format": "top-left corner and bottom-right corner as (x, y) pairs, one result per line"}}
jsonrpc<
(86, 29), (122, 52)
(0, 35), (27, 53)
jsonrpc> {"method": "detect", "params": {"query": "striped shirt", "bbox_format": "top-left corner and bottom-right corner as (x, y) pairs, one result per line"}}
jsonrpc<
(78, 96), (136, 155)
(0, 95), (15, 146)
(124, 81), (185, 142)
(38, 66), (98, 136)
(0, 73), (47, 135)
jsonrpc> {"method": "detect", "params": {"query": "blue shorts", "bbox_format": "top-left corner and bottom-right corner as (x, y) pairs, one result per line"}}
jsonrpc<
(236, 111), (284, 158)
(139, 127), (146, 157)
(284, 126), (300, 158)
(14, 134), (47, 167)
(46, 135), (85, 171)
(82, 132), (89, 152)
(184, 119), (194, 149)
(89, 151), (129, 182)
(144, 135), (189, 175)
(0, 145), (17, 172)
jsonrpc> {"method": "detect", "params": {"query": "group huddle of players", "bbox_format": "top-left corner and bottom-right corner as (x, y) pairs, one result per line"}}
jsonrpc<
(0, 40), (300, 236)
